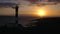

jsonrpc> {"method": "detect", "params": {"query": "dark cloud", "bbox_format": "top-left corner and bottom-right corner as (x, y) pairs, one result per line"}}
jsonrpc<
(48, 0), (60, 2)
(25, 0), (60, 3)
(24, 0), (39, 4)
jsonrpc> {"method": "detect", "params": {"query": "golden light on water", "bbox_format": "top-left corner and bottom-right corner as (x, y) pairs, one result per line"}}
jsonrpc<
(37, 9), (46, 17)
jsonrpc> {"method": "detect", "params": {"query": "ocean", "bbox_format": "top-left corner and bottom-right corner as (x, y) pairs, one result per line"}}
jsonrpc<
(0, 15), (39, 27)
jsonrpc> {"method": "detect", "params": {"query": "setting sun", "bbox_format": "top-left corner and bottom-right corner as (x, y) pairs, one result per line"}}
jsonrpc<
(37, 9), (46, 17)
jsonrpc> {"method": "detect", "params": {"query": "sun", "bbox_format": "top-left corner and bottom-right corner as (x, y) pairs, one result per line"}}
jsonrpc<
(37, 10), (46, 17)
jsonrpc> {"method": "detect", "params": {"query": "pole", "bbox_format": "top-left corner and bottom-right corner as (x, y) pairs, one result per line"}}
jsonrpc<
(15, 5), (19, 24)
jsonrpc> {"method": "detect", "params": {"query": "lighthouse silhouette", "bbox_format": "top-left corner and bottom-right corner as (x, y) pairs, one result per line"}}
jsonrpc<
(15, 5), (19, 24)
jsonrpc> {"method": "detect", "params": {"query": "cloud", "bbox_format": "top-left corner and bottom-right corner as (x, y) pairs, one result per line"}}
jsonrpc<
(24, 0), (39, 4)
(19, 0), (31, 6)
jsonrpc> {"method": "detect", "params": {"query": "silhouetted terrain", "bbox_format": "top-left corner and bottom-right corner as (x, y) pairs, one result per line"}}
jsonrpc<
(0, 16), (60, 33)
(26, 17), (60, 33)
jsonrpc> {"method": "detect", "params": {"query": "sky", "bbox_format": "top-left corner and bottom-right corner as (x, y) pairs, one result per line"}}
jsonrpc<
(0, 0), (60, 17)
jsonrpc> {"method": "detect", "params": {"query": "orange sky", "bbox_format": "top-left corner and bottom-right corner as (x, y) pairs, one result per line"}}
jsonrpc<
(0, 0), (60, 17)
